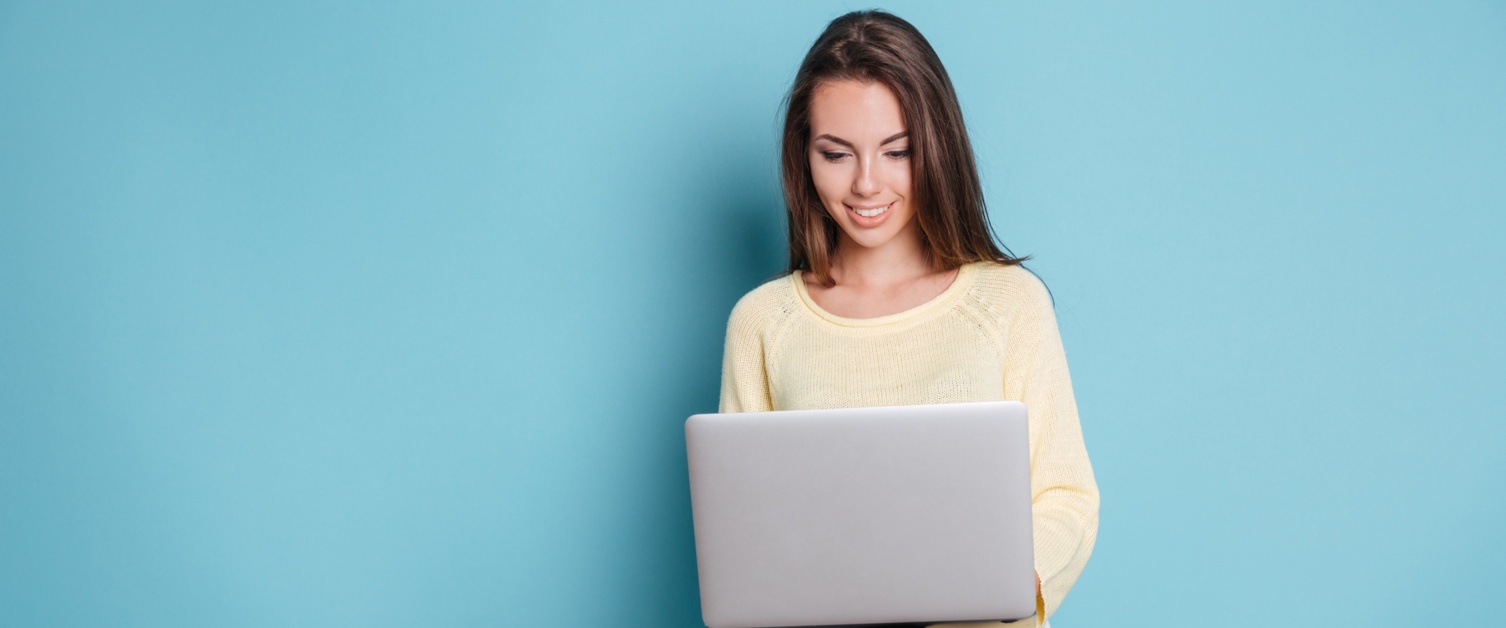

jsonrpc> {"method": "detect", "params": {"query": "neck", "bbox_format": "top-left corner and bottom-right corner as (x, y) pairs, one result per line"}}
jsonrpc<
(830, 225), (932, 288)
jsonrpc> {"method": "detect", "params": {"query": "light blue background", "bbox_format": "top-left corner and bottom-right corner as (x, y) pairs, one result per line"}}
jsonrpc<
(3, 1), (1503, 626)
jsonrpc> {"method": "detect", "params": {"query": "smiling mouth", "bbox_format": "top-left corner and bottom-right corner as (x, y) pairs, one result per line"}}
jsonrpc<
(848, 202), (893, 218)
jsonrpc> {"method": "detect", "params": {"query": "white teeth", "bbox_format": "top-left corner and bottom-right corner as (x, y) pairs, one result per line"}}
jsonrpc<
(853, 204), (890, 218)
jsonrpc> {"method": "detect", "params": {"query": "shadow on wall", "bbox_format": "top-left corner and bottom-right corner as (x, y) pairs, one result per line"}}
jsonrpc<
(617, 144), (787, 624)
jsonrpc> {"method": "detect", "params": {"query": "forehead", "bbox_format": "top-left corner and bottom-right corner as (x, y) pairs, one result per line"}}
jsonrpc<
(808, 80), (906, 139)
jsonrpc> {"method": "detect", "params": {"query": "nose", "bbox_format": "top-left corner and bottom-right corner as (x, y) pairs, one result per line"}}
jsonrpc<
(852, 155), (880, 197)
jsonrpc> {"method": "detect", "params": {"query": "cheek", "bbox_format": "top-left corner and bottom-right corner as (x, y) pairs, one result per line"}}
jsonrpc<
(808, 162), (846, 204)
(885, 161), (914, 196)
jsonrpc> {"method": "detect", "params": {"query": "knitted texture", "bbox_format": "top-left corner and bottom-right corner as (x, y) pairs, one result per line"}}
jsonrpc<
(718, 261), (1099, 626)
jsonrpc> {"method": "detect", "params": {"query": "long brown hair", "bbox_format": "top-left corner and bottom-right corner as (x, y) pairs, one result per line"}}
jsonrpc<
(781, 10), (1026, 285)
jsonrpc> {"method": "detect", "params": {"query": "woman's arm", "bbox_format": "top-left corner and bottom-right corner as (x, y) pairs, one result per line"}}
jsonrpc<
(1003, 275), (1100, 625)
(718, 293), (775, 413)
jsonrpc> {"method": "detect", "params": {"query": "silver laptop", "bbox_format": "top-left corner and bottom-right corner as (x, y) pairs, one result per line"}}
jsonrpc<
(685, 401), (1035, 628)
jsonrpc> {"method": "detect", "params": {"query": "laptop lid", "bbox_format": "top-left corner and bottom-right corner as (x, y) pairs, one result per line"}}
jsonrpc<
(685, 401), (1035, 628)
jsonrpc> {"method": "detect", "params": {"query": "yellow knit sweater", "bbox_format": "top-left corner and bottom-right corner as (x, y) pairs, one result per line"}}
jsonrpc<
(718, 261), (1098, 626)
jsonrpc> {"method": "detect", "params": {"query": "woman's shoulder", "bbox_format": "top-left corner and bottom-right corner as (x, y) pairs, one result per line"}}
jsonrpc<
(726, 272), (800, 330)
(962, 261), (1055, 315)
(967, 261), (1050, 297)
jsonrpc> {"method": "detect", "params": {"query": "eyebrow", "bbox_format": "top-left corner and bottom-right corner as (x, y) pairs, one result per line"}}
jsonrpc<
(813, 131), (909, 148)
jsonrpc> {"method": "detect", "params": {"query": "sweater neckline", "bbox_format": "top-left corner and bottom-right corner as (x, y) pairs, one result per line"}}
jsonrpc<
(790, 262), (978, 328)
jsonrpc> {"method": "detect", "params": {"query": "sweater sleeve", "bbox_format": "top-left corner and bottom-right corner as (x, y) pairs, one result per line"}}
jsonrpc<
(1002, 277), (1099, 625)
(718, 291), (775, 414)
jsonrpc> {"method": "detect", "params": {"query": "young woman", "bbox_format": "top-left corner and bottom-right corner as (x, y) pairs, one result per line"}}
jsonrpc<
(717, 11), (1098, 627)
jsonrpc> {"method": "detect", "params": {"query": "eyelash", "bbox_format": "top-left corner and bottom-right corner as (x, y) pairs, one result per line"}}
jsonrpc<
(820, 150), (911, 163)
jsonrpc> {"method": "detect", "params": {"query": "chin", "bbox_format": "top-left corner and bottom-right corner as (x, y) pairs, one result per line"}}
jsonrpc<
(848, 233), (897, 249)
(837, 225), (906, 251)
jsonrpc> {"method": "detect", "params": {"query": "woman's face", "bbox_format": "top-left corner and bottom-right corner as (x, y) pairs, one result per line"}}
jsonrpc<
(807, 80), (917, 255)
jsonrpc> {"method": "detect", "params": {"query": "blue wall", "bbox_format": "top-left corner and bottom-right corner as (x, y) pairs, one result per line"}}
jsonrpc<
(2, 1), (1503, 625)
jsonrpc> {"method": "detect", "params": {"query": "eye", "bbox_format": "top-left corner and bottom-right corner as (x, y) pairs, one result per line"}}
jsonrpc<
(885, 149), (911, 160)
(819, 151), (850, 163)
